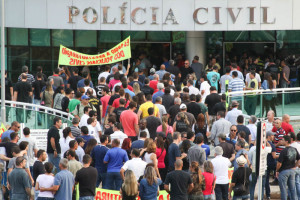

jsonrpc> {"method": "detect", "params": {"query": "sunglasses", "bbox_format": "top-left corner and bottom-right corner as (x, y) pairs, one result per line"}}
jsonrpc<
(231, 130), (237, 132)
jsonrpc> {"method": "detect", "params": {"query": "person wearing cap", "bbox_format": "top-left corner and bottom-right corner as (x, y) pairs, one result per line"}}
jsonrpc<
(233, 139), (250, 171)
(152, 83), (165, 103)
(73, 94), (96, 119)
(265, 131), (277, 199)
(209, 111), (232, 146)
(211, 146), (232, 200)
(156, 64), (167, 80)
(148, 68), (156, 80)
(229, 154), (252, 200)
(174, 103), (196, 129)
(276, 135), (300, 200)
(217, 133), (235, 161)
(225, 101), (242, 125)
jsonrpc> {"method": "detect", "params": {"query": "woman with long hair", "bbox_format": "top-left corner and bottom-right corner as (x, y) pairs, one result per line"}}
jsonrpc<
(59, 127), (74, 159)
(52, 86), (65, 110)
(155, 136), (167, 184)
(41, 81), (54, 108)
(194, 113), (209, 144)
(156, 115), (174, 135)
(133, 82), (141, 95)
(143, 142), (161, 179)
(202, 161), (216, 200)
(173, 112), (189, 132)
(189, 161), (206, 200)
(120, 170), (139, 200)
(122, 138), (132, 159)
(139, 166), (162, 200)
(84, 138), (97, 155)
(262, 72), (277, 117)
(180, 140), (191, 171)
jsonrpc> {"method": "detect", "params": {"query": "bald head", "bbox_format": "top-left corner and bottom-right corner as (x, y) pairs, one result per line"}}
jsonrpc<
(267, 110), (275, 122)
(160, 64), (166, 70)
(283, 114), (290, 123)
(175, 159), (183, 169)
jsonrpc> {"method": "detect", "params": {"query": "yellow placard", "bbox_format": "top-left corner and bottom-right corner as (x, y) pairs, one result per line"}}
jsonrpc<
(0, 123), (6, 142)
(58, 37), (131, 66)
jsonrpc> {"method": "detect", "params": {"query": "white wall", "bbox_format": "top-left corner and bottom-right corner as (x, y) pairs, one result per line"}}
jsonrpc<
(2, 0), (299, 31)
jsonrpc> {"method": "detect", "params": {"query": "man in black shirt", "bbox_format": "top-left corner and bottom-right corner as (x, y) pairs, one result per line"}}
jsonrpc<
(95, 77), (106, 99)
(205, 86), (221, 125)
(180, 60), (194, 82)
(13, 73), (33, 122)
(217, 134), (235, 162)
(276, 135), (300, 200)
(187, 94), (202, 120)
(0, 132), (19, 166)
(236, 115), (251, 143)
(113, 98), (127, 123)
(212, 93), (226, 115)
(67, 67), (82, 91)
(162, 87), (174, 111)
(75, 154), (97, 199)
(33, 150), (46, 189)
(141, 78), (154, 95)
(164, 159), (194, 200)
(47, 117), (62, 172)
(61, 88), (74, 113)
(146, 107), (161, 139)
(168, 97), (181, 126)
(87, 89), (102, 121)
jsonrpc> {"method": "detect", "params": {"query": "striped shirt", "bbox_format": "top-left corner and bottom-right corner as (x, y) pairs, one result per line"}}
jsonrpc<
(274, 128), (286, 155)
(18, 73), (35, 85)
(228, 78), (245, 96)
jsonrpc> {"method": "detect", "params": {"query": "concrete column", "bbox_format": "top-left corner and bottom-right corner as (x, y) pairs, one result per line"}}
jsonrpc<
(185, 31), (206, 65)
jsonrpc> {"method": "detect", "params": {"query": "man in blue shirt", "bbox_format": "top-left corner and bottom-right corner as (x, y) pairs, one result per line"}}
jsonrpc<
(41, 158), (75, 200)
(1, 121), (20, 141)
(152, 83), (164, 103)
(91, 135), (109, 188)
(168, 132), (186, 171)
(80, 126), (95, 149)
(77, 71), (93, 89)
(104, 138), (128, 190)
(233, 139), (249, 171)
(131, 131), (146, 149)
(207, 66), (220, 91)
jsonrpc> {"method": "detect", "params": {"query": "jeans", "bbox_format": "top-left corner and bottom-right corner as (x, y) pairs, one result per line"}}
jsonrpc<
(79, 197), (94, 200)
(265, 167), (275, 198)
(295, 168), (300, 199)
(278, 169), (296, 200)
(204, 195), (215, 200)
(232, 194), (250, 200)
(214, 184), (228, 200)
(48, 153), (61, 173)
(96, 172), (107, 188)
(106, 172), (123, 190)
(249, 172), (265, 200)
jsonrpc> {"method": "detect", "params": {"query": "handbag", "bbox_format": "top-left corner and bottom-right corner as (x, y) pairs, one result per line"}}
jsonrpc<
(233, 167), (247, 195)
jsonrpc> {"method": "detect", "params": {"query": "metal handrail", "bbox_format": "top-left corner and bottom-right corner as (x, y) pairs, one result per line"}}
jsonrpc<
(0, 100), (74, 121)
(227, 87), (300, 96)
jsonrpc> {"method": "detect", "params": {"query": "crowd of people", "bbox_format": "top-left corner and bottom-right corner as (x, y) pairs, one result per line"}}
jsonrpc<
(0, 54), (299, 200)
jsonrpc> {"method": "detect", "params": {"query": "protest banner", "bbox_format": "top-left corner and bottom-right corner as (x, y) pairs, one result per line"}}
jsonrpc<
(58, 36), (131, 66)
(0, 123), (6, 142)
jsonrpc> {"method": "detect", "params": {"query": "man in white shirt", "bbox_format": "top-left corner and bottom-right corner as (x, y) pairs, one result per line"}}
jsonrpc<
(211, 146), (232, 200)
(98, 65), (111, 84)
(265, 110), (275, 132)
(120, 148), (147, 181)
(154, 97), (167, 119)
(199, 75), (211, 103)
(75, 138), (85, 163)
(79, 107), (92, 128)
(110, 123), (128, 146)
(187, 80), (200, 95)
(89, 110), (102, 142)
(289, 132), (300, 154)
(87, 117), (100, 143)
(247, 116), (257, 146)
(225, 101), (243, 125)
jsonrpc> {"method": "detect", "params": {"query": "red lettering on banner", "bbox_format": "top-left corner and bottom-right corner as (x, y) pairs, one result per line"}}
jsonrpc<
(102, 191), (107, 200)
(167, 194), (170, 200)
(95, 191), (101, 200)
(107, 52), (111, 56)
(158, 195), (164, 200)
(114, 50), (125, 60)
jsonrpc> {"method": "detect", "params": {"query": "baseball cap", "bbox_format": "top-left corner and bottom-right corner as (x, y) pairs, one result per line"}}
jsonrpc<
(267, 131), (275, 137)
(180, 104), (187, 110)
(81, 95), (90, 100)
(150, 68), (156, 74)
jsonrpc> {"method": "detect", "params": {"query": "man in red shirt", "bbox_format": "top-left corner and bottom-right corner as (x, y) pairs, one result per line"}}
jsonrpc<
(272, 114), (294, 134)
(120, 102), (139, 141)
(149, 74), (159, 91)
(110, 89), (130, 113)
(100, 87), (110, 123)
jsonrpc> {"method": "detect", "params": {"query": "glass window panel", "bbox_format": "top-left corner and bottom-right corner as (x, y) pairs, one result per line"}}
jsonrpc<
(7, 47), (29, 82)
(277, 30), (300, 43)
(75, 30), (97, 47)
(99, 31), (121, 43)
(30, 29), (50, 46)
(250, 31), (275, 42)
(224, 31), (249, 42)
(52, 29), (73, 47)
(122, 31), (146, 41)
(8, 28), (28, 46)
(172, 31), (186, 44)
(206, 31), (223, 49)
(30, 47), (52, 75)
(148, 31), (170, 41)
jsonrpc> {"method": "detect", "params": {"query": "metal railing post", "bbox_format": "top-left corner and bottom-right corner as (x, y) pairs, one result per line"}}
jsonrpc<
(282, 90), (285, 117)
(260, 92), (263, 118)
